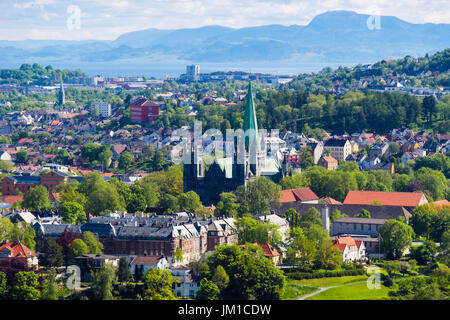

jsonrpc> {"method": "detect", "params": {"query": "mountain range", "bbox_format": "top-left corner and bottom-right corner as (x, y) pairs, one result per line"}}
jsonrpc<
(1, 10), (449, 66)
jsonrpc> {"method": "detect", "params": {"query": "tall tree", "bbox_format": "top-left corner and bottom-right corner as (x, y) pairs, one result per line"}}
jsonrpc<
(116, 257), (132, 283)
(142, 268), (176, 300)
(22, 185), (50, 212)
(196, 278), (220, 300)
(91, 264), (116, 300)
(379, 219), (413, 259)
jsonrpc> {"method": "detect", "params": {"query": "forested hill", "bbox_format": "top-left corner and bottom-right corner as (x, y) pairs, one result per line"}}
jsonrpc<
(369, 48), (450, 75)
(286, 49), (450, 92)
(0, 63), (87, 86)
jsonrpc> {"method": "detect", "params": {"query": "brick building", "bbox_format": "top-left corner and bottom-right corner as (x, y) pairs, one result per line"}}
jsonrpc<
(129, 96), (160, 123)
(1, 171), (68, 196)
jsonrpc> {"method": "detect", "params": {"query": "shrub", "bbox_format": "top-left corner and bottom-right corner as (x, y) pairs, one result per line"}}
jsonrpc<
(286, 269), (365, 280)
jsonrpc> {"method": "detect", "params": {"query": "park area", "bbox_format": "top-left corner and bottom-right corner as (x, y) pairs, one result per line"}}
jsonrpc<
(282, 274), (392, 300)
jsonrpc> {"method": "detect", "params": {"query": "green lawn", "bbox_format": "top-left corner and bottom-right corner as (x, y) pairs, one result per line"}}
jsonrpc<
(292, 275), (369, 288)
(306, 281), (391, 300)
(281, 282), (318, 300)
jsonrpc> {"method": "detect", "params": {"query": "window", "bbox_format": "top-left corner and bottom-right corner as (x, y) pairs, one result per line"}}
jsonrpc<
(353, 224), (356, 230)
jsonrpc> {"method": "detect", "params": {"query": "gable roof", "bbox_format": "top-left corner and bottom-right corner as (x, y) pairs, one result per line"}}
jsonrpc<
(0, 242), (37, 258)
(343, 191), (426, 207)
(280, 188), (319, 203)
(256, 243), (280, 258)
(130, 255), (165, 265)
(333, 236), (357, 253)
(130, 97), (160, 108)
(321, 156), (338, 163)
(319, 197), (342, 205)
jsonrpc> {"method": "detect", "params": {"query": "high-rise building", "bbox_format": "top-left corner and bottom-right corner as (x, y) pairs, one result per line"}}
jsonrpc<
(186, 65), (200, 81)
(92, 101), (111, 117)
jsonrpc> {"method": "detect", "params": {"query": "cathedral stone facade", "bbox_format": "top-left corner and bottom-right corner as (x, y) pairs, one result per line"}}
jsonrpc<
(183, 82), (282, 205)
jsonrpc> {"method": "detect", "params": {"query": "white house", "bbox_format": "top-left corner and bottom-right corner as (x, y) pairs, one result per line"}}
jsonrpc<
(0, 151), (12, 162)
(130, 255), (169, 275)
(333, 236), (366, 262)
(254, 214), (290, 242)
(169, 265), (199, 299)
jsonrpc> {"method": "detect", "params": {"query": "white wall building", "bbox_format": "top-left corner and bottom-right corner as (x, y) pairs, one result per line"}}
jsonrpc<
(92, 101), (112, 117)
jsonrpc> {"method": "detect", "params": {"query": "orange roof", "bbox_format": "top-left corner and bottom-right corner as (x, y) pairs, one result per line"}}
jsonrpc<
(17, 138), (34, 144)
(0, 195), (23, 206)
(101, 172), (115, 177)
(256, 243), (280, 258)
(0, 242), (37, 258)
(343, 190), (426, 207)
(280, 188), (319, 203)
(319, 197), (343, 205)
(60, 113), (80, 118)
(322, 156), (337, 163)
(49, 120), (61, 126)
(333, 236), (357, 253)
(434, 200), (450, 207)
(112, 145), (127, 155)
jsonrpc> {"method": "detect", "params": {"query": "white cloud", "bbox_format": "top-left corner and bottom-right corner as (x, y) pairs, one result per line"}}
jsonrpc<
(2, 0), (449, 40)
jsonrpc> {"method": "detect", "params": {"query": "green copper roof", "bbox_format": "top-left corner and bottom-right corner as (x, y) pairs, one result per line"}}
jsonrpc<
(243, 82), (260, 151)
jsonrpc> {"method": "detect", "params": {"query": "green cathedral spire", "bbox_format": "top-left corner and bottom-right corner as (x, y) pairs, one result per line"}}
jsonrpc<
(243, 81), (260, 151)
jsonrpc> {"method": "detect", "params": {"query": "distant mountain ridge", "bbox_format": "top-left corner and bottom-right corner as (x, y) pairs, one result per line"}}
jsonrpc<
(1, 10), (449, 65)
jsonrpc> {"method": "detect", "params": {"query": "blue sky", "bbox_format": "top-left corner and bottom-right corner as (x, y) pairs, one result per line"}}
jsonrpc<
(1, 0), (449, 40)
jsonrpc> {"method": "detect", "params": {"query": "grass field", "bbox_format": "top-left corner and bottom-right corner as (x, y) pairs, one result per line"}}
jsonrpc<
(291, 275), (369, 288)
(306, 281), (391, 300)
(281, 282), (318, 300)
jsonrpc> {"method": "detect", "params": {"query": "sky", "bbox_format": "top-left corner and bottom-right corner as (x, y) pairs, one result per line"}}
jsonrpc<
(1, 0), (449, 41)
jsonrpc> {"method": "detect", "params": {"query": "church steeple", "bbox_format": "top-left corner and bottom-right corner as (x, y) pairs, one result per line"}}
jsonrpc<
(58, 75), (65, 106)
(243, 81), (260, 152)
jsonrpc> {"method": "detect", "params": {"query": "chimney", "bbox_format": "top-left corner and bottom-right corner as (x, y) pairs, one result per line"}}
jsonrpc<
(321, 205), (330, 233)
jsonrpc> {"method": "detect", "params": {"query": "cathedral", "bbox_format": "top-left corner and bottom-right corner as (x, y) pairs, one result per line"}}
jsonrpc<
(183, 82), (282, 205)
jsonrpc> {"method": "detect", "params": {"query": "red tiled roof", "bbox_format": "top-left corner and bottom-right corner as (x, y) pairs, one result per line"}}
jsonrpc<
(17, 138), (34, 144)
(434, 200), (450, 207)
(101, 172), (115, 177)
(0, 242), (37, 258)
(343, 190), (426, 207)
(0, 195), (23, 206)
(322, 156), (337, 163)
(280, 188), (319, 203)
(60, 113), (80, 118)
(256, 243), (280, 258)
(333, 236), (357, 253)
(319, 197), (343, 205)
(130, 97), (160, 108)
(112, 145), (127, 155)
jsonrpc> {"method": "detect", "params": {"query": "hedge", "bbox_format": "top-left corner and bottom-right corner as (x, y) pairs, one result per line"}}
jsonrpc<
(286, 269), (366, 280)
